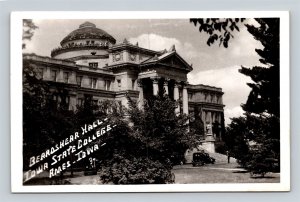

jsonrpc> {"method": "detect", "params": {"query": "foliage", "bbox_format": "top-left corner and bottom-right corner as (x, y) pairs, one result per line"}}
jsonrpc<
(214, 142), (227, 155)
(23, 19), (38, 49)
(224, 117), (251, 167)
(74, 96), (109, 127)
(190, 18), (245, 48)
(128, 95), (198, 164)
(99, 155), (174, 184)
(191, 18), (280, 175)
(240, 18), (280, 117)
(239, 19), (280, 174)
(22, 19), (75, 171)
(225, 114), (280, 172)
(189, 107), (205, 140)
(23, 59), (51, 168)
(98, 95), (198, 184)
(23, 59), (75, 170)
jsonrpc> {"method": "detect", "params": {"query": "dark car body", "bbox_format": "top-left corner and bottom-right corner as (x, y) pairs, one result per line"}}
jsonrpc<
(192, 152), (215, 166)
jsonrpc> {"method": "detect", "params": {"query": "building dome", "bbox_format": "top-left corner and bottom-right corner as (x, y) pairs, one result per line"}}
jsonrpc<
(60, 22), (116, 46)
(51, 21), (116, 61)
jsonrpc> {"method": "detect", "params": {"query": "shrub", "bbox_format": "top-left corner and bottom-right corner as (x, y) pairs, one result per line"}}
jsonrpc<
(99, 155), (174, 184)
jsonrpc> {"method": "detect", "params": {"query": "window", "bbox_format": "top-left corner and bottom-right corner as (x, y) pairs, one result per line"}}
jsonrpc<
(63, 96), (70, 109)
(50, 95), (58, 109)
(105, 80), (111, 91)
(117, 79), (121, 89)
(37, 68), (43, 79)
(65, 96), (70, 105)
(86, 40), (90, 45)
(50, 70), (57, 81)
(63, 72), (69, 83)
(90, 78), (97, 89)
(89, 62), (98, 68)
(77, 98), (83, 106)
(76, 76), (82, 86)
(132, 79), (136, 90)
(188, 93), (193, 100)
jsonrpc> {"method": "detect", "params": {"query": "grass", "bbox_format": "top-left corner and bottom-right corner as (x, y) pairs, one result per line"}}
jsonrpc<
(172, 162), (280, 184)
(24, 161), (280, 185)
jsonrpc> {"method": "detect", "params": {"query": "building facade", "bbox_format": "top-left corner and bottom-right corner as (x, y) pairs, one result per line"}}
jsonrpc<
(23, 21), (225, 154)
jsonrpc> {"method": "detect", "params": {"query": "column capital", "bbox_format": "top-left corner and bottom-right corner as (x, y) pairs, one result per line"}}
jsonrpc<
(174, 81), (180, 87)
(137, 79), (143, 87)
(151, 77), (160, 84)
(182, 81), (189, 88)
(163, 78), (170, 86)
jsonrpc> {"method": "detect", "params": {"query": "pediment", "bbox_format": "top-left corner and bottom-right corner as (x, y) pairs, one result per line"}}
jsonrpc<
(141, 51), (193, 72)
(159, 53), (192, 71)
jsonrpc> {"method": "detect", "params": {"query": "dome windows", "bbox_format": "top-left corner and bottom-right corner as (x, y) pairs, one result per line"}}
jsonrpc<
(89, 62), (98, 68)
(51, 21), (116, 59)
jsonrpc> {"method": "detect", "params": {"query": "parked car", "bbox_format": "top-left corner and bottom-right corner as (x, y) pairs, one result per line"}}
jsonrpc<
(192, 152), (215, 166)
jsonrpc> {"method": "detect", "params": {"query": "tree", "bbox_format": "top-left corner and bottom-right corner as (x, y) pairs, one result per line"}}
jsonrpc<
(190, 18), (245, 48)
(98, 95), (198, 184)
(191, 18), (280, 175)
(23, 59), (77, 171)
(237, 19), (280, 175)
(22, 20), (53, 169)
(128, 95), (198, 164)
(22, 20), (76, 174)
(23, 19), (38, 49)
(240, 18), (279, 117)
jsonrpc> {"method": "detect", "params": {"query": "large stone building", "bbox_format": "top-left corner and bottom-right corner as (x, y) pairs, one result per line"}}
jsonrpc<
(23, 21), (225, 153)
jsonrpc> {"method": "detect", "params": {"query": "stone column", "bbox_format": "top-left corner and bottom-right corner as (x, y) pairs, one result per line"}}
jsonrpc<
(173, 81), (180, 114)
(182, 82), (189, 133)
(58, 69), (64, 82)
(202, 110), (206, 138)
(137, 79), (144, 109)
(163, 78), (169, 95)
(152, 77), (159, 96)
(182, 82), (189, 115)
(69, 71), (76, 84)
(44, 67), (51, 81)
(69, 92), (77, 111)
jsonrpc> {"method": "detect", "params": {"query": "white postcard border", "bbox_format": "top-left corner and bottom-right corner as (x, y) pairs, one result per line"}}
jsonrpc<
(11, 11), (290, 192)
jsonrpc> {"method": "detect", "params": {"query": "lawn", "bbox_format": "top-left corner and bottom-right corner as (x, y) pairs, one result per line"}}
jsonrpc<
(172, 162), (280, 184)
(24, 161), (280, 185)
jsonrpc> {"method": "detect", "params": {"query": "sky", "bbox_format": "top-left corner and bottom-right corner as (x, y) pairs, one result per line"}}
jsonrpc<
(23, 19), (263, 125)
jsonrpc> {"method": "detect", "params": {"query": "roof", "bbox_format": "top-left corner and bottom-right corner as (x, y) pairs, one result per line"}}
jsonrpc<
(140, 50), (193, 71)
(141, 51), (174, 64)
(60, 22), (116, 45)
(187, 84), (223, 94)
(109, 39), (159, 55)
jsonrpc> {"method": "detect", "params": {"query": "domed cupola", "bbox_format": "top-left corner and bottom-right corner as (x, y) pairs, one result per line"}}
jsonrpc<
(51, 21), (116, 63)
(59, 22), (116, 47)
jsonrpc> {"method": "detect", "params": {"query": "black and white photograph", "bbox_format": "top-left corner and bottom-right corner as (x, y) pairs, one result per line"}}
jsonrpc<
(11, 11), (290, 192)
